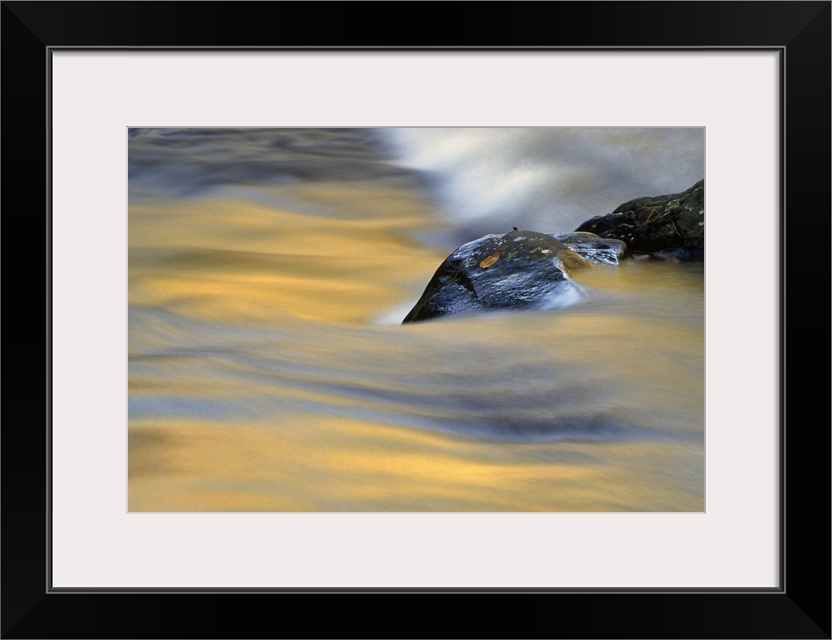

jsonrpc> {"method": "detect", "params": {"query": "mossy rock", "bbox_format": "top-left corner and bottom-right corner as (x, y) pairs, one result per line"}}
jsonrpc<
(576, 179), (704, 261)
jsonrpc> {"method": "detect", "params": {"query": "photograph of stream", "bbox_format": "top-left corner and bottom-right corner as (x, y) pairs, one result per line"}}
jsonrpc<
(128, 127), (704, 512)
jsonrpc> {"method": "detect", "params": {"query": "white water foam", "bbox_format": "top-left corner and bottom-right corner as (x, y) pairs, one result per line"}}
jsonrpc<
(378, 127), (704, 238)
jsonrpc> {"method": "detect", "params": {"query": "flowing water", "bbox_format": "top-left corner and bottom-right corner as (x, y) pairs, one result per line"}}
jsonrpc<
(128, 128), (704, 512)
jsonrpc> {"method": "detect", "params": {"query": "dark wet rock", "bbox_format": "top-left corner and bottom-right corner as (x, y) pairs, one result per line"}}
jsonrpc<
(651, 247), (704, 262)
(402, 229), (622, 323)
(551, 232), (627, 265)
(575, 179), (704, 261)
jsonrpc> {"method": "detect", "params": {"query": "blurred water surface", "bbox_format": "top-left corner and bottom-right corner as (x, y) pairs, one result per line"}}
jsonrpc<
(128, 128), (704, 511)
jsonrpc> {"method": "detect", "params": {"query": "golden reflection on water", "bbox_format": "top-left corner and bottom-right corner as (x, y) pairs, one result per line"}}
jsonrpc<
(129, 181), (704, 512)
(129, 416), (701, 512)
(129, 184), (445, 325)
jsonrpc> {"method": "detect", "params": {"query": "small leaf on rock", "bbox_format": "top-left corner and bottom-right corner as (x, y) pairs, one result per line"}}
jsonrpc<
(479, 252), (501, 268)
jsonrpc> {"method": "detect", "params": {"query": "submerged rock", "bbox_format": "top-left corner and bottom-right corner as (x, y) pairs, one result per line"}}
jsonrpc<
(551, 232), (627, 265)
(402, 229), (622, 323)
(575, 179), (704, 261)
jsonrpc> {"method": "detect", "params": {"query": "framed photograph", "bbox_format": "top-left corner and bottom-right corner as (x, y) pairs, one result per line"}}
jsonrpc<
(3, 2), (829, 638)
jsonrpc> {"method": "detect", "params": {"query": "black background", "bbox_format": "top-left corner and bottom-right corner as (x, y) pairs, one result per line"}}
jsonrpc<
(2, 2), (829, 638)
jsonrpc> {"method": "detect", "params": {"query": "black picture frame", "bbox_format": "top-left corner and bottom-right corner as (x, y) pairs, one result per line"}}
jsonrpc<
(2, 2), (829, 638)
